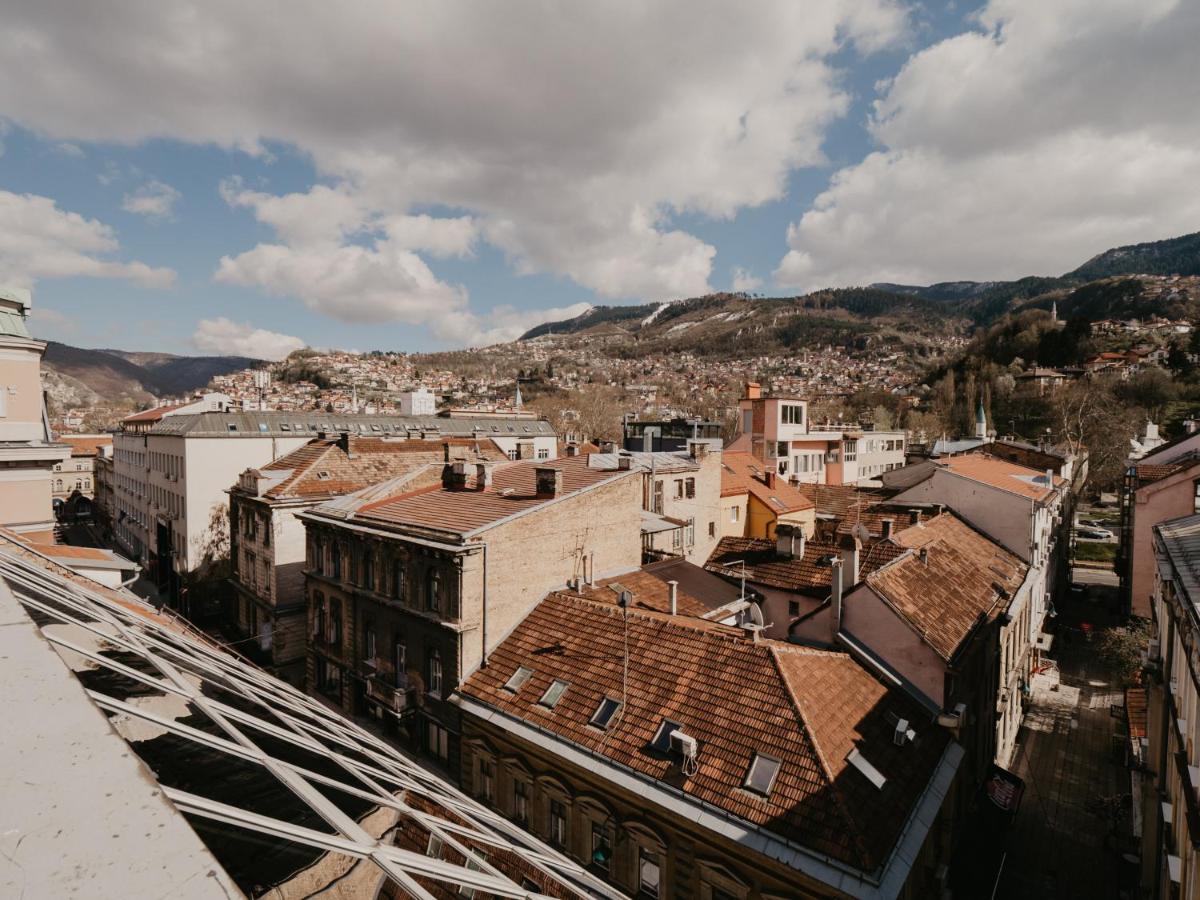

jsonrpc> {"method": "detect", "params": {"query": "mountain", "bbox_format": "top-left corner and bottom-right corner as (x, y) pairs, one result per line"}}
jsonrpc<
(43, 342), (262, 400)
(1068, 231), (1200, 280)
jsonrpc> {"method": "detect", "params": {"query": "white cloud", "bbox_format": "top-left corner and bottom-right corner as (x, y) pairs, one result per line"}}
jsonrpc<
(731, 267), (763, 293)
(0, 0), (907, 340)
(122, 179), (180, 220)
(777, 0), (1200, 289)
(0, 189), (175, 288)
(434, 302), (593, 347)
(52, 141), (83, 158)
(191, 317), (305, 361)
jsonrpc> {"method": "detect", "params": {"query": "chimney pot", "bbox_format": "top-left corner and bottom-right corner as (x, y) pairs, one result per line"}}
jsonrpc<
(668, 580), (679, 615)
(776, 524), (799, 559)
(830, 556), (845, 644)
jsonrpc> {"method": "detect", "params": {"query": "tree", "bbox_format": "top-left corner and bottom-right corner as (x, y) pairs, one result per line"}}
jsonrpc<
(1052, 380), (1142, 493)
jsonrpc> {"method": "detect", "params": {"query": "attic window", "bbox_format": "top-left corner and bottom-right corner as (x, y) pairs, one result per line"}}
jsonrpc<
(847, 748), (887, 790)
(258, 423), (269, 432)
(371, 424), (382, 432)
(316, 470), (332, 481)
(503, 666), (534, 693)
(650, 718), (683, 753)
(538, 679), (569, 709)
(589, 696), (622, 730)
(492, 426), (500, 432)
(281, 424), (291, 432)
(743, 753), (782, 796)
(227, 424), (239, 433)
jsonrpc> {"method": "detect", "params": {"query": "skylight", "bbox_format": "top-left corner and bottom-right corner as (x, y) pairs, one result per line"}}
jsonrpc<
(539, 679), (569, 709)
(847, 748), (887, 790)
(743, 753), (781, 796)
(589, 697), (621, 730)
(503, 666), (534, 693)
(649, 718), (683, 753)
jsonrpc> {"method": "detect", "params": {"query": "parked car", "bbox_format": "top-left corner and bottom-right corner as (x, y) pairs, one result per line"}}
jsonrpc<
(1075, 526), (1114, 540)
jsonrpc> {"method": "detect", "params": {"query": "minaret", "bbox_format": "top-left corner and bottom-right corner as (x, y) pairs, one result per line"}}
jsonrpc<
(975, 398), (988, 441)
(1051, 300), (1058, 325)
(514, 380), (523, 411)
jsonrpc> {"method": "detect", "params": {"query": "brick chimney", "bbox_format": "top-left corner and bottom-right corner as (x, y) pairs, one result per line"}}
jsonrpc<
(338, 431), (353, 458)
(763, 471), (776, 489)
(475, 462), (495, 490)
(517, 441), (534, 460)
(745, 382), (762, 400)
(442, 460), (469, 490)
(689, 441), (709, 461)
(535, 467), (564, 497)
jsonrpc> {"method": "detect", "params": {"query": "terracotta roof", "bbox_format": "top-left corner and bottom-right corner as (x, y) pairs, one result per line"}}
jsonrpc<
(934, 452), (1061, 500)
(30, 543), (119, 562)
(1126, 687), (1147, 741)
(58, 434), (112, 457)
(1134, 461), (1189, 483)
(122, 401), (191, 423)
(706, 535), (905, 594)
(719, 452), (814, 514)
(582, 558), (745, 618)
(257, 436), (507, 501)
(866, 513), (1026, 661)
(351, 454), (634, 538)
(459, 592), (950, 875)
(794, 482), (891, 518)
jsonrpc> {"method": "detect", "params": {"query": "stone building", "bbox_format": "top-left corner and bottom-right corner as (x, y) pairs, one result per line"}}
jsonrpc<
(298, 453), (643, 774)
(226, 433), (507, 684)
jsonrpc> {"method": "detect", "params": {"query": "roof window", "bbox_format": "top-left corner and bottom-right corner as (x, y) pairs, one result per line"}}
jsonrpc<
(649, 718), (683, 753)
(280, 424), (291, 432)
(316, 471), (331, 481)
(538, 679), (569, 709)
(227, 424), (239, 433)
(258, 423), (269, 432)
(589, 697), (622, 730)
(503, 666), (534, 693)
(743, 753), (781, 796)
(847, 748), (887, 790)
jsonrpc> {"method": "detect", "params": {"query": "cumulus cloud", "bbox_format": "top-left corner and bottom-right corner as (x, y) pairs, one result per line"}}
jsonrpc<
(192, 317), (305, 361)
(731, 267), (763, 293)
(777, 0), (1200, 289)
(434, 302), (593, 347)
(122, 179), (180, 220)
(0, 189), (175, 288)
(0, 0), (907, 340)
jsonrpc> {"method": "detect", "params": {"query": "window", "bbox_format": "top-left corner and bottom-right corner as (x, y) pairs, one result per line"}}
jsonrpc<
(781, 404), (804, 426)
(539, 679), (569, 709)
(426, 833), (444, 858)
(673, 479), (684, 500)
(589, 696), (622, 730)
(312, 592), (326, 640)
(843, 439), (858, 462)
(743, 753), (782, 796)
(729, 506), (740, 523)
(331, 543), (342, 579)
(427, 569), (442, 612)
(686, 517), (695, 548)
(650, 718), (682, 753)
(549, 799), (567, 848)
(315, 658), (342, 700)
(363, 622), (377, 663)
(327, 598), (342, 647)
(638, 847), (661, 898)
(775, 441), (788, 458)
(590, 820), (611, 872)
(361, 552), (374, 590)
(227, 423), (238, 433)
(393, 559), (406, 600)
(708, 521), (716, 538)
(503, 666), (534, 693)
(513, 780), (529, 824)
(427, 720), (449, 761)
(537, 447), (550, 460)
(507, 449), (518, 461)
(1194, 479), (1200, 515)
(788, 600), (800, 617)
(478, 758), (494, 805)
(394, 638), (407, 682)
(428, 649), (443, 697)
(685, 477), (695, 499)
(652, 480), (664, 514)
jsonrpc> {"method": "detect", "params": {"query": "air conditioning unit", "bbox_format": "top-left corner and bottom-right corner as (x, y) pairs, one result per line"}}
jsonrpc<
(893, 718), (915, 746)
(669, 729), (697, 761)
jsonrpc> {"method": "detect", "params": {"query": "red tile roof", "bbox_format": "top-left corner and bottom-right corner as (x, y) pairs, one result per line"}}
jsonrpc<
(257, 436), (507, 501)
(866, 513), (1026, 661)
(582, 559), (744, 618)
(794, 482), (891, 518)
(58, 434), (112, 457)
(706, 535), (904, 594)
(459, 592), (950, 874)
(353, 454), (634, 537)
(934, 452), (1062, 500)
(719, 452), (814, 514)
(122, 401), (191, 424)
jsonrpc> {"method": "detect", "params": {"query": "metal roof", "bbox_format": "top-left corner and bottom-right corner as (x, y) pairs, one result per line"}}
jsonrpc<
(148, 411), (556, 438)
(0, 542), (623, 900)
(1157, 514), (1200, 610)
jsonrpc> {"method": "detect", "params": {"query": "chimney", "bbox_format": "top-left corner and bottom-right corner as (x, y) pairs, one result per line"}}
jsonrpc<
(776, 524), (800, 559)
(442, 460), (469, 490)
(443, 442), (454, 463)
(763, 471), (776, 489)
(617, 455), (632, 471)
(746, 382), (762, 400)
(909, 509), (920, 525)
(689, 441), (709, 461)
(830, 556), (844, 643)
(338, 431), (352, 456)
(565, 443), (579, 457)
(839, 532), (861, 585)
(668, 580), (679, 615)
(1044, 467), (1054, 487)
(919, 547), (929, 565)
(475, 462), (495, 490)
(517, 441), (535, 460)
(881, 518), (894, 539)
(598, 439), (617, 454)
(535, 467), (564, 497)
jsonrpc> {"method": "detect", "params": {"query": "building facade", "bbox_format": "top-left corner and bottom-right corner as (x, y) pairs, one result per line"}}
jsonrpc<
(0, 286), (70, 540)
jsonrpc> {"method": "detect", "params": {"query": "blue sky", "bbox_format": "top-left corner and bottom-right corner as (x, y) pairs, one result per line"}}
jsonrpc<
(0, 0), (1194, 358)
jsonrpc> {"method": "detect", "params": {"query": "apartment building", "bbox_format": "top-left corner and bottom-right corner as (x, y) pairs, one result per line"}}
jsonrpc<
(298, 454), (643, 774)
(0, 286), (70, 539)
(730, 383), (906, 486)
(226, 433), (507, 684)
(50, 433), (111, 516)
(455, 590), (965, 899)
(718, 450), (816, 540)
(1143, 513), (1200, 898)
(113, 402), (556, 612)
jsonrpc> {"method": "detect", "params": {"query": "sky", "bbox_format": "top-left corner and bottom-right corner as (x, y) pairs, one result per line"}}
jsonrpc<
(0, 0), (1197, 359)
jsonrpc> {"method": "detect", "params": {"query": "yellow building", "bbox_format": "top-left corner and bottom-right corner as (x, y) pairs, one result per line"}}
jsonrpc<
(719, 451), (815, 540)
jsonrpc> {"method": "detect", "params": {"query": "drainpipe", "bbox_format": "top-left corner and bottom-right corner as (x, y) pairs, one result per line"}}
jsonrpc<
(481, 542), (489, 667)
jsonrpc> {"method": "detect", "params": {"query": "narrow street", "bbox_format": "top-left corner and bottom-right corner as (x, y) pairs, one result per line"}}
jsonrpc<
(997, 579), (1139, 900)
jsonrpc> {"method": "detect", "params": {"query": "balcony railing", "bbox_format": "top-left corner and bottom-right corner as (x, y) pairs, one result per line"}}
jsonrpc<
(366, 671), (418, 717)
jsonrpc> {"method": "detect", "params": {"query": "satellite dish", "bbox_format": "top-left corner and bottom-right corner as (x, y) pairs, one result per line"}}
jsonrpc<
(852, 523), (871, 542)
(749, 603), (765, 627)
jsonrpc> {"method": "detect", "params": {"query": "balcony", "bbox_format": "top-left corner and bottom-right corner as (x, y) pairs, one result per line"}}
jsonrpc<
(366, 671), (418, 717)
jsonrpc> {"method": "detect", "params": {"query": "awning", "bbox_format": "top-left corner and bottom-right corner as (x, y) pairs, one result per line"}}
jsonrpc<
(640, 510), (686, 535)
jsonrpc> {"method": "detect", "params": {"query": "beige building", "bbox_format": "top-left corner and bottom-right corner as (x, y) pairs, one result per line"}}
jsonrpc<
(51, 434), (112, 521)
(0, 286), (69, 540)
(299, 453), (644, 774)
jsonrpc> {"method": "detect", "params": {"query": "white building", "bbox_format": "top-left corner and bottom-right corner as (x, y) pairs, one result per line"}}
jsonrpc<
(397, 387), (437, 416)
